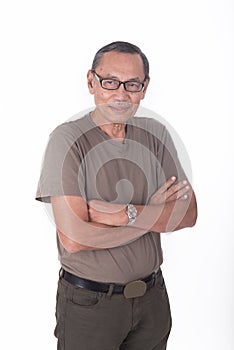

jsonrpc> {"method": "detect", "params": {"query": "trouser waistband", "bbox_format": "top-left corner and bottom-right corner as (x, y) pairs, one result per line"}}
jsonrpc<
(60, 268), (162, 298)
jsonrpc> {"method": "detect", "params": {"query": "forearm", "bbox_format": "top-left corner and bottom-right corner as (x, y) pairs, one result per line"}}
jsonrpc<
(58, 221), (146, 251)
(88, 189), (197, 234)
(57, 224), (111, 252)
(51, 196), (147, 251)
(52, 179), (197, 252)
(134, 191), (197, 232)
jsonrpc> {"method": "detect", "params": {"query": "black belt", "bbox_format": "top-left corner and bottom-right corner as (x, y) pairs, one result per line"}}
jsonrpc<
(60, 268), (162, 298)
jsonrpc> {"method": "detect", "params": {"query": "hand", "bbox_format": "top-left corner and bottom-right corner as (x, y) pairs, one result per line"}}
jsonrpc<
(149, 176), (191, 205)
(88, 200), (128, 226)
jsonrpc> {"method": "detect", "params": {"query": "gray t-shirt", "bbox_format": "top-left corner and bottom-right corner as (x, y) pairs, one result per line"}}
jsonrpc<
(36, 113), (186, 283)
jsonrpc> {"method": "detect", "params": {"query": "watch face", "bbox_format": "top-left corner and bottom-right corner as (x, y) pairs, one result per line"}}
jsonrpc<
(127, 204), (137, 225)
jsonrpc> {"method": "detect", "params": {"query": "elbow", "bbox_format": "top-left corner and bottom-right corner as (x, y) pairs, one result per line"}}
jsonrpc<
(187, 211), (197, 228)
(57, 230), (87, 253)
(184, 201), (198, 229)
(191, 208), (198, 227)
(172, 202), (198, 232)
(62, 241), (84, 253)
(190, 195), (198, 227)
(185, 191), (198, 228)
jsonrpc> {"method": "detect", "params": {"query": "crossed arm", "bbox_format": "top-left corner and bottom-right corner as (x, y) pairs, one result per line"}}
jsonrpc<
(51, 176), (197, 253)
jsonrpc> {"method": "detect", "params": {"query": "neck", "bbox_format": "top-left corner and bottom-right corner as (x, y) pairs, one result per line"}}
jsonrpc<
(91, 111), (126, 142)
(99, 123), (126, 142)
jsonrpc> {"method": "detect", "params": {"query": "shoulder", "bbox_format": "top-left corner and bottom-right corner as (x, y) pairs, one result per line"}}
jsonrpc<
(48, 113), (93, 144)
(129, 115), (168, 141)
(51, 113), (90, 136)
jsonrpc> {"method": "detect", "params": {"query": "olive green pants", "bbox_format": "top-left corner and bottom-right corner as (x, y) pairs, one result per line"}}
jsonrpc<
(54, 272), (172, 350)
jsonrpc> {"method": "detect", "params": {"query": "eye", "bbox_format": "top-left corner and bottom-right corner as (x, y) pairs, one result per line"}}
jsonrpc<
(127, 82), (141, 88)
(102, 79), (119, 89)
(125, 81), (143, 92)
(106, 80), (115, 85)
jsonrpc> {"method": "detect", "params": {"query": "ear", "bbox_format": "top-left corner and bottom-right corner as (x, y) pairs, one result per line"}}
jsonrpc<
(140, 79), (150, 100)
(87, 70), (95, 94)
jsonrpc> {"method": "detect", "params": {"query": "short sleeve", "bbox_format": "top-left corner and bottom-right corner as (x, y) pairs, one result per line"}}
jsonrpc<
(35, 124), (85, 203)
(156, 125), (187, 187)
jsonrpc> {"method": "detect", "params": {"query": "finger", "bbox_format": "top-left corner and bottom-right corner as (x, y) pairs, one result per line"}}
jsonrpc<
(159, 176), (177, 194)
(168, 184), (191, 201)
(179, 193), (190, 200)
(165, 180), (190, 200)
(177, 186), (192, 200)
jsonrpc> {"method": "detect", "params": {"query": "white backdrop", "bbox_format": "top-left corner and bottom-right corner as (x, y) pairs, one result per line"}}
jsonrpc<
(1, 0), (233, 349)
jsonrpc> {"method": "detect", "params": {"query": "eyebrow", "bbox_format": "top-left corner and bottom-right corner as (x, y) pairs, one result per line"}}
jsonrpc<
(104, 73), (142, 82)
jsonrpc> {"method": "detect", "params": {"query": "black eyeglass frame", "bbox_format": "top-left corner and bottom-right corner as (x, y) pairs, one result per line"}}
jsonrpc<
(92, 70), (146, 93)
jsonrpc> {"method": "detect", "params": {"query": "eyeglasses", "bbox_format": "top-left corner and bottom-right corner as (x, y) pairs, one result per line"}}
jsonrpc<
(92, 70), (145, 93)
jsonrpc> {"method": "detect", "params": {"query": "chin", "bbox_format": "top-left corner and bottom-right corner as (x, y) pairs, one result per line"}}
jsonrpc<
(95, 102), (138, 125)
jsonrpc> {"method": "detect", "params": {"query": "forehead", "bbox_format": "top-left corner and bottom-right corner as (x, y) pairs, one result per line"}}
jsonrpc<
(96, 51), (145, 79)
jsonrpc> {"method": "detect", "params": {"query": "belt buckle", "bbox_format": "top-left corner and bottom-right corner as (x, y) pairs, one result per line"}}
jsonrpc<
(123, 280), (147, 299)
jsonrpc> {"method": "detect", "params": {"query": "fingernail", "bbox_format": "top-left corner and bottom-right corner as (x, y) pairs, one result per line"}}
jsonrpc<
(183, 180), (187, 185)
(171, 176), (176, 181)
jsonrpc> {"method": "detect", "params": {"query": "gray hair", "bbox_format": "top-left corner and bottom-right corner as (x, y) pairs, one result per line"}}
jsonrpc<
(91, 41), (150, 80)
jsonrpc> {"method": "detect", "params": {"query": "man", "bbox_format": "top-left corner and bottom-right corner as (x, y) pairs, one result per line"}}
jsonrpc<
(36, 41), (197, 350)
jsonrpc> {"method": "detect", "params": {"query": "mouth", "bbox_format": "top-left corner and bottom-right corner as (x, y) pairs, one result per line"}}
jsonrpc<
(107, 102), (133, 113)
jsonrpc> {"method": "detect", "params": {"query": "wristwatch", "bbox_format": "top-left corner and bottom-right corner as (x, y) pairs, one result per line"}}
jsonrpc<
(126, 204), (137, 225)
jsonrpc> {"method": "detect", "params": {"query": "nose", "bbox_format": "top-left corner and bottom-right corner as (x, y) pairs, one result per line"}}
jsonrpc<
(114, 82), (128, 98)
(118, 82), (126, 91)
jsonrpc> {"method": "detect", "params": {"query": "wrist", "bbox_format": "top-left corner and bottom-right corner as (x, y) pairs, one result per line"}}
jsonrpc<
(126, 204), (138, 226)
(122, 207), (129, 225)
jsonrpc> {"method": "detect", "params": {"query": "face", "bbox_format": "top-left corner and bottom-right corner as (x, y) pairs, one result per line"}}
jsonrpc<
(87, 51), (149, 124)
